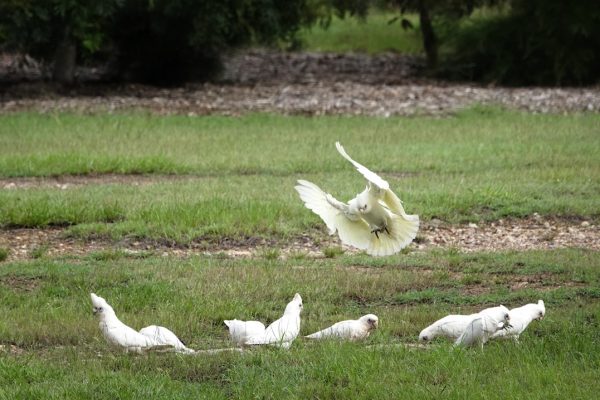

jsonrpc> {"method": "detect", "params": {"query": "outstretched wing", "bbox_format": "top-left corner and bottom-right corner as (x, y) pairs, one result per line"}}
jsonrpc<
(336, 142), (389, 190)
(295, 180), (372, 250)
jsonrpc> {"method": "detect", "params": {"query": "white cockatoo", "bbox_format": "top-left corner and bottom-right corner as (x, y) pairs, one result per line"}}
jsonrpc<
(246, 293), (303, 349)
(295, 142), (419, 256)
(90, 293), (193, 354)
(305, 314), (379, 341)
(419, 313), (478, 342)
(454, 305), (512, 348)
(491, 300), (545, 342)
(224, 319), (266, 347)
(139, 325), (195, 354)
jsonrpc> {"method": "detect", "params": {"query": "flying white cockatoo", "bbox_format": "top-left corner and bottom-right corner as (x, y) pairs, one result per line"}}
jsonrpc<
(454, 305), (512, 349)
(305, 314), (379, 341)
(419, 313), (479, 342)
(491, 300), (545, 342)
(90, 293), (194, 354)
(295, 142), (419, 256)
(245, 293), (303, 349)
(224, 319), (266, 347)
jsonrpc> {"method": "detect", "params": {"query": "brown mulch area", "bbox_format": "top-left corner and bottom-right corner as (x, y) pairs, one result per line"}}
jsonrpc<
(0, 216), (597, 263)
(1, 50), (599, 116)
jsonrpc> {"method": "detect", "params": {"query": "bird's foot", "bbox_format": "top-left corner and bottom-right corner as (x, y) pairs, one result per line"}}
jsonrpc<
(371, 226), (389, 239)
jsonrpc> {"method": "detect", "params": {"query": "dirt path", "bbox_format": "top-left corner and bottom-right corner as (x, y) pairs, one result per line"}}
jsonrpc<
(2, 51), (599, 116)
(1, 174), (208, 190)
(1, 216), (596, 263)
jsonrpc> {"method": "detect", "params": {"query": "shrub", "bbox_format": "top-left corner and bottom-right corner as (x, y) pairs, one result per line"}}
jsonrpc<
(442, 0), (600, 85)
(109, 0), (317, 85)
(0, 247), (9, 262)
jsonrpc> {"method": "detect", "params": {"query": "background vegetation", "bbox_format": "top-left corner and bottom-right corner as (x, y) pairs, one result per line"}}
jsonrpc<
(0, 0), (598, 85)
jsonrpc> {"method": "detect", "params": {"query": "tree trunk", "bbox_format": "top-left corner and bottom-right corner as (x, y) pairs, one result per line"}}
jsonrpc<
(417, 0), (438, 69)
(52, 27), (76, 84)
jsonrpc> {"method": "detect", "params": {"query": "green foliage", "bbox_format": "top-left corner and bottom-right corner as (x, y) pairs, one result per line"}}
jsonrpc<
(0, 0), (121, 60)
(0, 0), (325, 84)
(443, 0), (600, 85)
(323, 246), (345, 258)
(0, 247), (8, 262)
(110, 0), (320, 84)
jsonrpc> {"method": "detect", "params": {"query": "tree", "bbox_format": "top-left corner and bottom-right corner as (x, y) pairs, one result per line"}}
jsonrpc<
(444, 0), (600, 85)
(0, 0), (121, 84)
(109, 0), (321, 84)
(383, 0), (499, 69)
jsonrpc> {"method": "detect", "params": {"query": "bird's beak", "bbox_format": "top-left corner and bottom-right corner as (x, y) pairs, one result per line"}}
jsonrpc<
(372, 320), (379, 329)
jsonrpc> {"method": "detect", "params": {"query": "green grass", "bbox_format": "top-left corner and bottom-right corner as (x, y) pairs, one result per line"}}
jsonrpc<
(0, 247), (9, 262)
(298, 10), (422, 54)
(0, 248), (599, 399)
(0, 109), (598, 243)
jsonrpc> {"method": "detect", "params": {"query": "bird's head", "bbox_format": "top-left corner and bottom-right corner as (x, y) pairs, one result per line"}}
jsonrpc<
(536, 300), (546, 320)
(90, 293), (115, 319)
(419, 326), (434, 342)
(356, 190), (371, 213)
(284, 293), (303, 315)
(360, 314), (379, 331)
(498, 305), (512, 330)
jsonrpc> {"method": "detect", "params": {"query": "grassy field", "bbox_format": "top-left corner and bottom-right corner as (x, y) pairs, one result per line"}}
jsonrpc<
(0, 109), (598, 243)
(1, 108), (599, 399)
(298, 10), (422, 54)
(1, 249), (599, 399)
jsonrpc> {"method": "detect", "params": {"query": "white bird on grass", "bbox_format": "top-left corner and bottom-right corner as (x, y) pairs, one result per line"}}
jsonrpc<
(245, 293), (303, 349)
(295, 142), (419, 256)
(419, 313), (478, 342)
(90, 293), (194, 354)
(305, 314), (379, 341)
(224, 319), (266, 347)
(139, 325), (195, 354)
(491, 300), (545, 342)
(454, 305), (512, 349)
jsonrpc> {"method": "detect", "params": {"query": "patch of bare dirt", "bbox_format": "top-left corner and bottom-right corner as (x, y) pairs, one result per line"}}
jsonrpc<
(420, 215), (599, 253)
(0, 215), (597, 263)
(0, 344), (25, 355)
(2, 82), (599, 117)
(0, 275), (42, 291)
(0, 174), (209, 190)
(1, 50), (599, 116)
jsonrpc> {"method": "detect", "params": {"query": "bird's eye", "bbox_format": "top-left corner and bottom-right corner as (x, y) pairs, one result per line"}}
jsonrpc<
(505, 314), (509, 319)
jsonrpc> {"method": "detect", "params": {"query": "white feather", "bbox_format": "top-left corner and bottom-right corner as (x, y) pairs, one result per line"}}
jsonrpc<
(306, 314), (378, 341)
(295, 142), (419, 256)
(224, 319), (266, 347)
(491, 300), (545, 341)
(139, 325), (195, 354)
(419, 314), (477, 341)
(454, 305), (511, 348)
(246, 293), (303, 349)
(90, 293), (192, 354)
